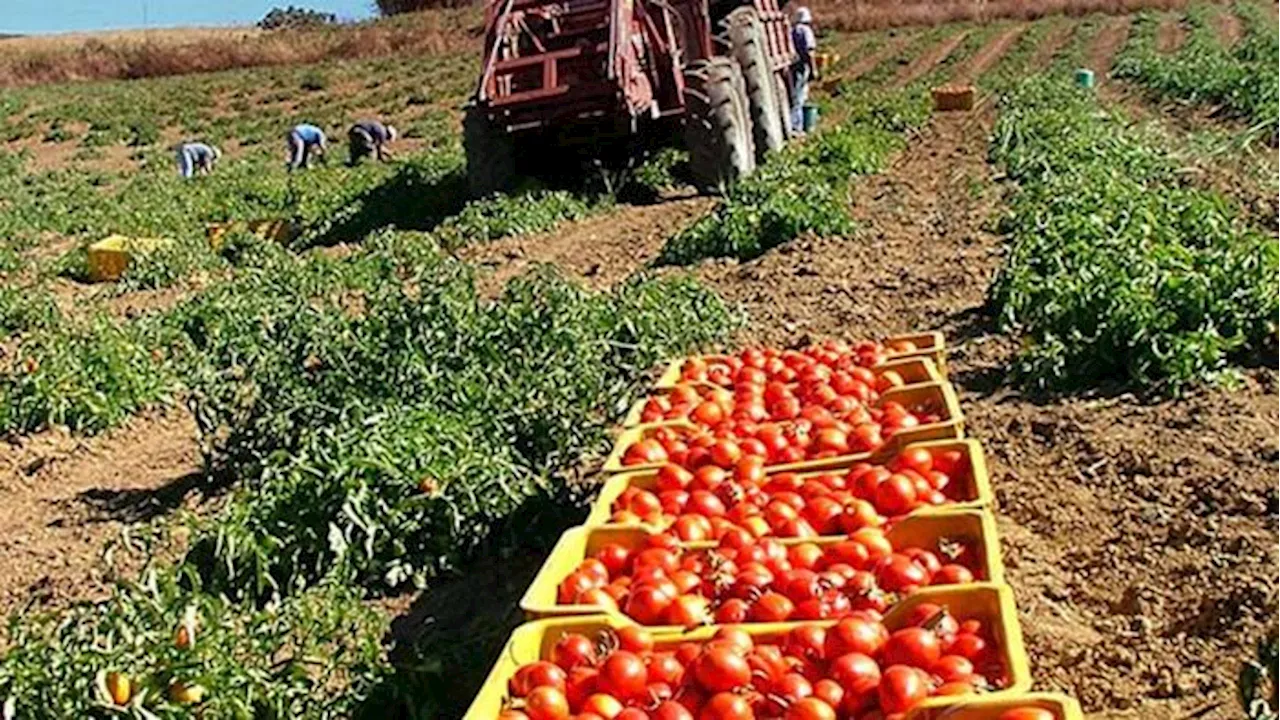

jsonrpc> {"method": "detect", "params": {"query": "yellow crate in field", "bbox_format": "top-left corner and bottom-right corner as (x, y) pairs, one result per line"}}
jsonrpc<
(521, 509), (1005, 621)
(206, 218), (299, 250)
(464, 584), (1030, 719)
(86, 234), (172, 283)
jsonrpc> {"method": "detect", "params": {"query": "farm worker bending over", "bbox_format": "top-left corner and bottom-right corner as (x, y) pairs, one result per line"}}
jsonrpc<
(286, 123), (327, 171)
(175, 142), (220, 178)
(347, 120), (398, 165)
(789, 7), (819, 134)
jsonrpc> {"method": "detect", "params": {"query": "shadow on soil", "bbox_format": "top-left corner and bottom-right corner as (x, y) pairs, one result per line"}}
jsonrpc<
(353, 480), (596, 719)
(74, 465), (245, 525)
(300, 164), (470, 249)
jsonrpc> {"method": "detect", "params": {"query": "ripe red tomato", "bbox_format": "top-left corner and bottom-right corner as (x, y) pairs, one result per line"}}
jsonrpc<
(877, 665), (929, 714)
(552, 635), (596, 670)
(882, 627), (942, 668)
(875, 555), (929, 592)
(747, 591), (795, 622)
(581, 693), (624, 718)
(625, 439), (668, 466)
(694, 647), (752, 692)
(665, 594), (712, 627)
(783, 625), (826, 662)
(893, 447), (933, 474)
(824, 617), (888, 658)
(933, 654), (974, 682)
(949, 632), (987, 661)
(511, 661), (568, 696)
(874, 474), (918, 515)
(709, 439), (743, 468)
(714, 598), (750, 623)
(646, 652), (685, 686)
(710, 626), (754, 654)
(657, 464), (694, 491)
(935, 563), (976, 584)
(598, 652), (648, 700)
(652, 701), (695, 720)
(699, 692), (754, 720)
(811, 679), (844, 710)
(525, 686), (571, 720)
(784, 698), (836, 720)
(616, 625), (654, 653)
(596, 544), (631, 577)
(829, 652), (881, 697)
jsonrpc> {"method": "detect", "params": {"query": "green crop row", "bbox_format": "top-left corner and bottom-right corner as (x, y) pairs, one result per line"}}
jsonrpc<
(1113, 4), (1279, 130)
(655, 89), (930, 266)
(0, 229), (741, 715)
(989, 76), (1277, 391)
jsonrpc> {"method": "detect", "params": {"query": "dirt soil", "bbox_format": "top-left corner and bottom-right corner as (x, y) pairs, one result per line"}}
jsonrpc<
(1088, 14), (1132, 84)
(1155, 14), (1186, 54)
(953, 24), (1027, 84)
(892, 30), (971, 88)
(1026, 21), (1079, 69)
(1212, 4), (1243, 47)
(459, 194), (716, 296)
(831, 30), (918, 84)
(0, 406), (203, 618)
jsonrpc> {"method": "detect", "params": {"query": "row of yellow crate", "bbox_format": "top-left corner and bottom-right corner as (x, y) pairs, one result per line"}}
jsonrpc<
(464, 334), (1086, 718)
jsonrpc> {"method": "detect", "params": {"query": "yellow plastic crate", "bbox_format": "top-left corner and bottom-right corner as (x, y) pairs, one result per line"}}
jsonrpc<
(604, 381), (964, 474)
(654, 332), (948, 388)
(905, 692), (1084, 720)
(206, 218), (299, 250)
(86, 234), (172, 283)
(464, 583), (1029, 719)
(628, 356), (944, 427)
(521, 509), (1004, 621)
(587, 438), (992, 527)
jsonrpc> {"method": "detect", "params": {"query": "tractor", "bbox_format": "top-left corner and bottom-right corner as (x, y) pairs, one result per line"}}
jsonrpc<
(464, 0), (798, 196)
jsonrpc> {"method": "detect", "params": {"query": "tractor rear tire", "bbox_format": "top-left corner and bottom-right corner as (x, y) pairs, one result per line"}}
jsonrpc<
(683, 58), (756, 194)
(775, 73), (794, 138)
(464, 106), (516, 197)
(725, 7), (787, 158)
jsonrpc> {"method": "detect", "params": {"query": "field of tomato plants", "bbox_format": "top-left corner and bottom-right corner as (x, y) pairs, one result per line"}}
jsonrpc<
(0, 3), (1275, 719)
(1114, 2), (1279, 133)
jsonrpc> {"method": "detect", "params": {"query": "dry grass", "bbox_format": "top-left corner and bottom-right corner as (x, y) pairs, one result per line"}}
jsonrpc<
(806, 0), (1197, 31)
(0, 8), (481, 87)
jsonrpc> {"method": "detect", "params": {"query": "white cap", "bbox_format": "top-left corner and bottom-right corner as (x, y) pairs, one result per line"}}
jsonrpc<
(794, 6), (812, 24)
(386, 125), (398, 142)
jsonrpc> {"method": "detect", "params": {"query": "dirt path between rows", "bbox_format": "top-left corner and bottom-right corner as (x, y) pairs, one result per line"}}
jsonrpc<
(459, 195), (716, 297)
(953, 24), (1026, 84)
(0, 406), (203, 618)
(1088, 14), (1132, 85)
(834, 31), (916, 83)
(1213, 4), (1243, 47)
(892, 30), (970, 88)
(1027, 21), (1079, 70)
(690, 109), (1277, 719)
(1155, 13), (1186, 54)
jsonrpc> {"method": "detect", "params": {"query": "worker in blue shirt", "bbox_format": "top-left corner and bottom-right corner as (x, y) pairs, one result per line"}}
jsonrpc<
(347, 120), (399, 165)
(789, 7), (820, 134)
(175, 142), (221, 178)
(286, 123), (327, 171)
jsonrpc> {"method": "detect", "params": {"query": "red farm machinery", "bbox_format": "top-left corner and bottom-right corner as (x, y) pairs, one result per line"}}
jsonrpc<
(465, 0), (798, 195)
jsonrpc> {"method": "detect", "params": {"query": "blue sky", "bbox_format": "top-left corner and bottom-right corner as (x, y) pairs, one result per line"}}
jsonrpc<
(4, 0), (377, 35)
